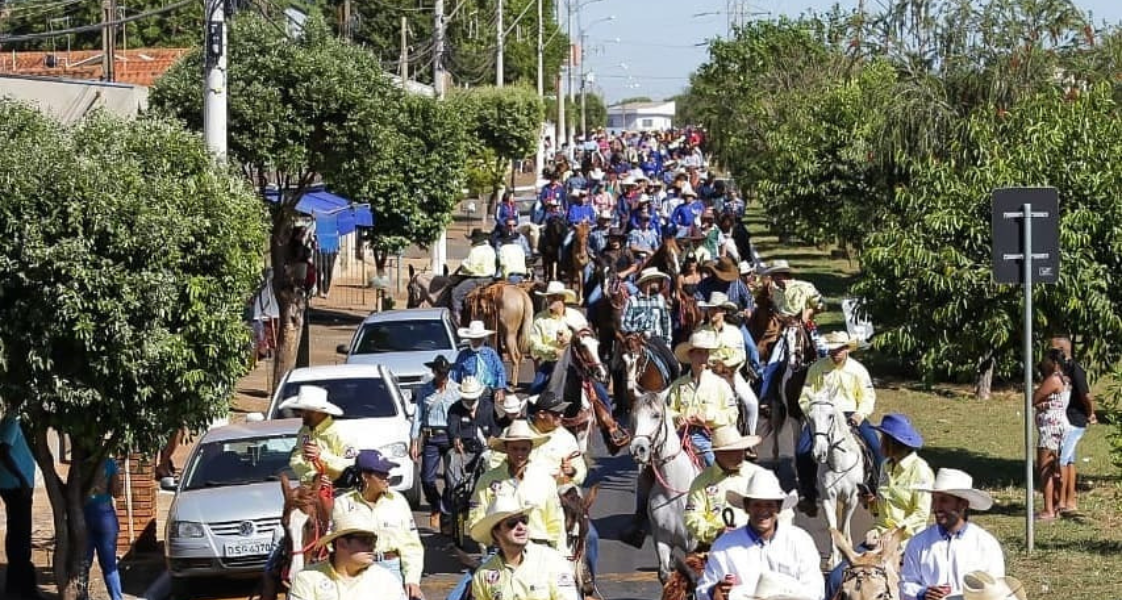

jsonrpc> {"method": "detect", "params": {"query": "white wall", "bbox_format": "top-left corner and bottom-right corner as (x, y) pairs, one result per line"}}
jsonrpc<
(606, 113), (673, 131)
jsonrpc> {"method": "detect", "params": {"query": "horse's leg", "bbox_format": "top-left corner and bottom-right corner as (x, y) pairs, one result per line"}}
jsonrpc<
(288, 508), (310, 575)
(821, 482), (840, 569)
(839, 486), (859, 570)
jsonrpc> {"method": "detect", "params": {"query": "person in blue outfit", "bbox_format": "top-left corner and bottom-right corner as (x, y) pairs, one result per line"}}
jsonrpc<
(533, 172), (565, 225)
(0, 413), (40, 599)
(83, 452), (124, 600)
(627, 210), (662, 256)
(493, 191), (520, 240)
(587, 210), (615, 257)
(671, 185), (704, 237)
(410, 355), (462, 530)
(451, 320), (509, 405)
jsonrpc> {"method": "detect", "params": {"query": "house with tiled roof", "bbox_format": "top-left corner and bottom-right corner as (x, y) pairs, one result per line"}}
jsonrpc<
(0, 48), (191, 87)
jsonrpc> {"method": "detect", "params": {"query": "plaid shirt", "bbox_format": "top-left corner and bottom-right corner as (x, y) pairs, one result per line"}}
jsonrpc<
(620, 293), (672, 345)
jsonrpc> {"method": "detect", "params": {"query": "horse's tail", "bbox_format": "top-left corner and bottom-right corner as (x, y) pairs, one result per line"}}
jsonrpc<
(517, 287), (534, 353)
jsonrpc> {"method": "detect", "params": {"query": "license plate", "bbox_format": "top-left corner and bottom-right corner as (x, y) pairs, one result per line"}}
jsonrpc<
(223, 539), (274, 557)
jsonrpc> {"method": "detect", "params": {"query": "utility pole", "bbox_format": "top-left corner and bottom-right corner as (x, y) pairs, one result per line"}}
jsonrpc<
(565, 0), (574, 149)
(496, 0), (504, 86)
(101, 0), (116, 82)
(534, 0), (544, 180)
(399, 16), (408, 81)
(579, 32), (586, 137)
(556, 70), (565, 155)
(431, 0), (447, 274)
(203, 0), (226, 159)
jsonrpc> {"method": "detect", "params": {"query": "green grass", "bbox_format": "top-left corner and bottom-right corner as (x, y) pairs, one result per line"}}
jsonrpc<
(744, 202), (1122, 599)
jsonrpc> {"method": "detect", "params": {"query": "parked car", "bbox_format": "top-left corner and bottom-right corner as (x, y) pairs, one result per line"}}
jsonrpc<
(336, 307), (463, 401)
(161, 419), (300, 597)
(262, 364), (420, 506)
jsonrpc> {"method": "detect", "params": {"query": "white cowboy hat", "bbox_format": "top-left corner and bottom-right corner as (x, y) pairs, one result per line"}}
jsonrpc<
(469, 493), (531, 545)
(822, 331), (855, 351)
(498, 392), (527, 415)
(636, 267), (670, 286)
(763, 259), (793, 275)
(621, 175), (638, 187)
(536, 281), (578, 305)
(459, 376), (486, 401)
(726, 571), (815, 600)
(738, 261), (755, 275)
(711, 426), (762, 452)
(487, 419), (548, 451)
(673, 329), (720, 364)
(962, 571), (1027, 600)
(726, 470), (799, 511)
(458, 320), (494, 339)
(589, 168), (605, 180)
(278, 385), (343, 417)
(699, 291), (737, 311)
(916, 468), (994, 511)
(597, 209), (614, 221)
(316, 508), (385, 549)
(680, 183), (698, 198)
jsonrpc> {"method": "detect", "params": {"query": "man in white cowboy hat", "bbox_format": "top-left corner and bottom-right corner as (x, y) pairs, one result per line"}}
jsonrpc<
(670, 183), (704, 238)
(332, 450), (425, 599)
(627, 207), (662, 255)
(451, 320), (508, 406)
(960, 571), (1026, 600)
(698, 470), (824, 600)
(494, 391), (528, 429)
(451, 228), (499, 325)
(900, 468), (1005, 600)
(409, 356), (462, 531)
(763, 259), (824, 326)
(470, 494), (580, 600)
(698, 291), (761, 438)
(587, 209), (616, 257)
(795, 330), (883, 515)
(668, 330), (739, 466)
(287, 510), (406, 600)
(620, 267), (676, 354)
(528, 281), (588, 394)
(281, 386), (356, 485)
(469, 420), (566, 551)
(684, 426), (772, 548)
(446, 376), (499, 482)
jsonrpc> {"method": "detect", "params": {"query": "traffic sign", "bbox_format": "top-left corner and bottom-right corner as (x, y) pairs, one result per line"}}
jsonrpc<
(991, 187), (1060, 284)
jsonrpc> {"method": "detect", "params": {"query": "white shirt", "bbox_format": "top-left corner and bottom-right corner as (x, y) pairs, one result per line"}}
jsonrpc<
(900, 522), (1005, 600)
(696, 524), (824, 600)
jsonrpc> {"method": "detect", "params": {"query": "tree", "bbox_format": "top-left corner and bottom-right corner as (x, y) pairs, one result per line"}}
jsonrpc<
(0, 0), (203, 50)
(616, 96), (653, 105)
(451, 85), (544, 209)
(151, 14), (469, 386)
(0, 101), (265, 600)
(544, 92), (607, 135)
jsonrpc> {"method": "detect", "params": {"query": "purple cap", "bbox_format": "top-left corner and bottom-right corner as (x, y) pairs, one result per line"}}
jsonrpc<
(355, 449), (399, 474)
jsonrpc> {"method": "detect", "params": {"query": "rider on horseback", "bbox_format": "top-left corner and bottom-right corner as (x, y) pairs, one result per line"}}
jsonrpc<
(451, 229), (498, 326)
(288, 510), (407, 600)
(451, 321), (508, 406)
(695, 257), (761, 379)
(495, 220), (532, 284)
(283, 386), (355, 485)
(795, 331), (883, 517)
(470, 495), (580, 600)
(697, 291), (761, 439)
(683, 426), (765, 549)
(619, 267), (678, 373)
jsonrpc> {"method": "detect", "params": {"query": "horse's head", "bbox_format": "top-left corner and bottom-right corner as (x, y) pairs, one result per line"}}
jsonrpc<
(572, 222), (591, 266)
(807, 397), (840, 463)
(406, 266), (432, 309)
(832, 528), (905, 600)
(571, 327), (608, 383)
(560, 483), (599, 556)
(628, 391), (667, 466)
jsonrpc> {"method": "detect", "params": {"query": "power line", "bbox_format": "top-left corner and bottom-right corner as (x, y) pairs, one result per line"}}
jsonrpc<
(0, 0), (193, 43)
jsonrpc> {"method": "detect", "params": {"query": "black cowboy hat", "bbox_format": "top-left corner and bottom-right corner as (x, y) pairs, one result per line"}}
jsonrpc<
(424, 355), (452, 373)
(467, 228), (489, 243)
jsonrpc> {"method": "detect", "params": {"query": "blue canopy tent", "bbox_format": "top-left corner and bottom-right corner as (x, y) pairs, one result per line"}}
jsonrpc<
(264, 185), (374, 237)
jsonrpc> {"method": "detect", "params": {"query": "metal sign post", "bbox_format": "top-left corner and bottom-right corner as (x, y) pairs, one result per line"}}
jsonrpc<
(1020, 201), (1034, 554)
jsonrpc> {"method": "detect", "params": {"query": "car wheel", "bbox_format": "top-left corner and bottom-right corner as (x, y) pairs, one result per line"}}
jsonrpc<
(404, 462), (422, 509)
(170, 576), (196, 600)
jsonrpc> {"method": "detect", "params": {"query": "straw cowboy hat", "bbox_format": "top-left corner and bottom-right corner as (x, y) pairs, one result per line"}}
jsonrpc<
(763, 259), (793, 275)
(469, 493), (532, 545)
(704, 256), (741, 283)
(961, 571), (1027, 600)
(822, 331), (856, 352)
(738, 261), (755, 275)
(726, 470), (799, 511)
(674, 329), (720, 364)
(487, 419), (548, 451)
(710, 426), (762, 452)
(726, 571), (815, 600)
(316, 507), (384, 549)
(459, 376), (486, 401)
(699, 291), (737, 311)
(589, 168), (605, 180)
(597, 209), (614, 221)
(917, 468), (994, 511)
(636, 267), (670, 286)
(680, 183), (698, 198)
(458, 320), (494, 339)
(279, 386), (343, 417)
(536, 281), (578, 305)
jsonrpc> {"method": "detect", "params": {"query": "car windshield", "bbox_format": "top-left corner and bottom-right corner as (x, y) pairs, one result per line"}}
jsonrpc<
(278, 378), (398, 420)
(352, 319), (452, 353)
(181, 434), (297, 491)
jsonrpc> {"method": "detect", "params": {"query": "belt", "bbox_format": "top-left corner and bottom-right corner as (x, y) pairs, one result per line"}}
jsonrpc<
(423, 427), (448, 436)
(374, 551), (400, 561)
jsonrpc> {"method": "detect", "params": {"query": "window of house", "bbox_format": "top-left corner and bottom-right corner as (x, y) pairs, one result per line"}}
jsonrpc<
(641, 118), (653, 128)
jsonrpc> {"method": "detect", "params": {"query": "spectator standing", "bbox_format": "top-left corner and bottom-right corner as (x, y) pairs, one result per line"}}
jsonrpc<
(0, 413), (40, 600)
(83, 454), (124, 600)
(1050, 334), (1096, 515)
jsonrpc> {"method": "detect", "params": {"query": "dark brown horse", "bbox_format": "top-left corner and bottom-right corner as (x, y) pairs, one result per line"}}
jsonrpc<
(568, 221), (592, 304)
(618, 333), (679, 416)
(560, 483), (601, 598)
(539, 217), (567, 284)
(259, 472), (332, 600)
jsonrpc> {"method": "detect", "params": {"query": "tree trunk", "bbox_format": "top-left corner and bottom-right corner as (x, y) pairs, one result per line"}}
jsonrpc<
(974, 352), (995, 400)
(270, 209), (307, 391)
(28, 429), (90, 600)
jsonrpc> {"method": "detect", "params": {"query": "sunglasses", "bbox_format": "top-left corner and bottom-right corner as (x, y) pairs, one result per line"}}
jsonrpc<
(501, 515), (529, 529)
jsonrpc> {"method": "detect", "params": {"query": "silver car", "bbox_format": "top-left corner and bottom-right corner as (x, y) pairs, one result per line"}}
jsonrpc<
(161, 419), (301, 597)
(336, 307), (463, 401)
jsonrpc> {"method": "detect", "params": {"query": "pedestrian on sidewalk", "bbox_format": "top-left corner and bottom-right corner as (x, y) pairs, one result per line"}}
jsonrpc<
(83, 452), (124, 600)
(0, 413), (41, 600)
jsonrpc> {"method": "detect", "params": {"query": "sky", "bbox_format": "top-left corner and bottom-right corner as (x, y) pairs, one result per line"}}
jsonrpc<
(577, 0), (1122, 103)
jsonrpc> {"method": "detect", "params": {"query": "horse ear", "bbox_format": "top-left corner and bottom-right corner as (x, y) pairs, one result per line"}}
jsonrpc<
(409, 264), (415, 279)
(830, 528), (864, 566)
(444, 264), (450, 277)
(584, 483), (601, 511)
(879, 527), (906, 564)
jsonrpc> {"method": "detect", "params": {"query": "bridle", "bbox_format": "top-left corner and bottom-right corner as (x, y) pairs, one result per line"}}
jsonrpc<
(808, 399), (860, 480)
(570, 327), (605, 382)
(836, 564), (893, 600)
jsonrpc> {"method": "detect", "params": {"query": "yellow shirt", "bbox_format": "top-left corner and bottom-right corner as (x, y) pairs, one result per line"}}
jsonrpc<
(529, 308), (588, 362)
(288, 559), (406, 600)
(470, 463), (566, 551)
(290, 417), (356, 485)
(773, 279), (823, 317)
(462, 244), (497, 277)
(666, 370), (739, 429)
(332, 490), (424, 585)
(471, 542), (580, 600)
(698, 323), (746, 369)
(488, 425), (587, 486)
(684, 462), (766, 546)
(798, 356), (876, 419)
(869, 452), (934, 541)
(498, 243), (529, 277)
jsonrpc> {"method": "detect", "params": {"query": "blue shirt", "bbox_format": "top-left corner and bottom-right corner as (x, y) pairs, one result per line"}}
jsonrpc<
(495, 201), (520, 226)
(87, 459), (119, 506)
(0, 416), (35, 490)
(588, 227), (611, 256)
(628, 227), (661, 253)
(672, 200), (705, 229)
(410, 380), (461, 438)
(450, 346), (508, 390)
(566, 175), (587, 195)
(695, 277), (755, 312)
(567, 203), (595, 226)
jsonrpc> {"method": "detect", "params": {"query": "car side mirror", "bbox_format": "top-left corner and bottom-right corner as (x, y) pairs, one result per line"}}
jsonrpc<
(246, 412), (265, 423)
(159, 476), (178, 491)
(336, 344), (349, 355)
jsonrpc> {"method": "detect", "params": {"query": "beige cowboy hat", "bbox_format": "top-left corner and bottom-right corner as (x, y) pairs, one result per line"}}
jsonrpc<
(536, 281), (578, 305)
(487, 419), (548, 451)
(278, 385), (343, 417)
(459, 376), (486, 401)
(726, 470), (799, 511)
(763, 259), (793, 275)
(458, 320), (494, 339)
(703, 256), (740, 283)
(727, 571), (815, 600)
(636, 267), (670, 286)
(469, 493), (531, 545)
(916, 468), (994, 511)
(822, 331), (856, 351)
(589, 168), (605, 180)
(699, 291), (737, 311)
(674, 329), (720, 364)
(597, 209), (614, 221)
(961, 571), (1027, 600)
(738, 261), (755, 275)
(711, 426), (762, 452)
(497, 392), (527, 415)
(316, 508), (385, 549)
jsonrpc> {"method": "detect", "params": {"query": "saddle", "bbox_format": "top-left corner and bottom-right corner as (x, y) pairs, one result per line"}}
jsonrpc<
(464, 281), (510, 335)
(849, 423), (881, 494)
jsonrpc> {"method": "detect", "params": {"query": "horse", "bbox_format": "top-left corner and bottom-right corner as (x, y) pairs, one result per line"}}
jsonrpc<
(258, 472), (333, 600)
(567, 221), (592, 304)
(619, 333), (679, 417)
(560, 483), (601, 599)
(406, 265), (452, 309)
(831, 528), (906, 600)
(808, 397), (865, 569)
(539, 216), (567, 283)
(547, 327), (628, 455)
(629, 391), (700, 583)
(463, 282), (535, 388)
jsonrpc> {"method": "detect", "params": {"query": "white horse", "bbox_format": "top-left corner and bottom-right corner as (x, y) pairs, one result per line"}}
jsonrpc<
(629, 391), (700, 583)
(807, 397), (865, 568)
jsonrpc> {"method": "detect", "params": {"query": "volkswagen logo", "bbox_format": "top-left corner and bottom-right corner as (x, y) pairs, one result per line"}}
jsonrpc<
(238, 521), (256, 537)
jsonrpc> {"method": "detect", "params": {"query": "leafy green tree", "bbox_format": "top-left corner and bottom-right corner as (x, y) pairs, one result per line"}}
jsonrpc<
(616, 96), (653, 105)
(544, 92), (607, 134)
(0, 101), (265, 600)
(0, 0), (203, 50)
(451, 84), (544, 208)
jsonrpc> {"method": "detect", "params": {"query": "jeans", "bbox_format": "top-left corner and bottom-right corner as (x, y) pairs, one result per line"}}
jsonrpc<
(740, 324), (761, 375)
(732, 372), (759, 436)
(796, 412), (884, 501)
(421, 433), (451, 514)
(507, 274), (525, 284)
(85, 502), (123, 600)
(1, 487), (37, 596)
(1060, 426), (1086, 466)
(377, 556), (403, 586)
(688, 427), (715, 467)
(586, 521), (601, 578)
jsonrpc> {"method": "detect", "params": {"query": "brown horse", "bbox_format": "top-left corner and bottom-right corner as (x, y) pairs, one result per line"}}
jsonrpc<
(568, 221), (592, 304)
(618, 333), (679, 416)
(259, 472), (332, 600)
(831, 528), (905, 600)
(406, 265), (452, 309)
(560, 483), (601, 599)
(463, 282), (535, 388)
(661, 552), (706, 600)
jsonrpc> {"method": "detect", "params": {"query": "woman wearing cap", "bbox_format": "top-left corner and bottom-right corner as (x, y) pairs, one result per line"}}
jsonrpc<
(470, 495), (579, 600)
(288, 510), (406, 600)
(332, 450), (425, 599)
(409, 357), (462, 530)
(683, 426), (766, 548)
(451, 320), (508, 405)
(281, 386), (355, 486)
(900, 468), (1005, 600)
